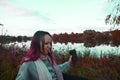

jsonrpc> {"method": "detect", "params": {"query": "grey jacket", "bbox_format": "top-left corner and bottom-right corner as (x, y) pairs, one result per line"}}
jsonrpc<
(16, 61), (71, 80)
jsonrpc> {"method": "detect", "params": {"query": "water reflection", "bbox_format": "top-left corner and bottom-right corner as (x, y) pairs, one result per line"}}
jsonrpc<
(5, 41), (120, 57)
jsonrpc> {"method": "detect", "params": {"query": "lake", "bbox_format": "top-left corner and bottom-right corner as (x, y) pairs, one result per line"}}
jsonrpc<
(5, 41), (120, 57)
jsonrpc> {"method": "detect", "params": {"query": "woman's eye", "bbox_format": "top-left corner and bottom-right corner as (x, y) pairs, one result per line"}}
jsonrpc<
(45, 42), (48, 45)
(45, 42), (52, 45)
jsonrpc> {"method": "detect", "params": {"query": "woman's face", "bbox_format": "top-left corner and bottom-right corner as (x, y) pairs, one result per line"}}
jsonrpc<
(40, 34), (52, 55)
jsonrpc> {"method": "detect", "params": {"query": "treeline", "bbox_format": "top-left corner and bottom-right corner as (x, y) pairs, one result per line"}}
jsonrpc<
(52, 29), (120, 47)
(0, 35), (32, 44)
(0, 29), (120, 47)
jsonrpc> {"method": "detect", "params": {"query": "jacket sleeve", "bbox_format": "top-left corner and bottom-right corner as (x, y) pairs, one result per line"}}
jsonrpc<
(16, 62), (39, 80)
(58, 61), (71, 73)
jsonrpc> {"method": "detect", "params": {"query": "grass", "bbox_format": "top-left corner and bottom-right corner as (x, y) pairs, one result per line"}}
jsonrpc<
(0, 44), (120, 80)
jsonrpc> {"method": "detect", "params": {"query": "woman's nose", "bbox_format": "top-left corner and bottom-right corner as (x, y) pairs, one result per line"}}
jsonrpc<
(48, 43), (51, 48)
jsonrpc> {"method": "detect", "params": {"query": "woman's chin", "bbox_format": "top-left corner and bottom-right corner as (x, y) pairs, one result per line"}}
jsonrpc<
(44, 51), (49, 54)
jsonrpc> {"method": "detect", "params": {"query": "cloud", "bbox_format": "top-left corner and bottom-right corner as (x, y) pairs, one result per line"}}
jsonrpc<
(0, 0), (53, 22)
(0, 0), (111, 36)
(0, 1), (37, 16)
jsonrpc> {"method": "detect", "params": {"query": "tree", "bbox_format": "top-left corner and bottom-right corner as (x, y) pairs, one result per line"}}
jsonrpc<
(0, 24), (3, 26)
(105, 0), (120, 30)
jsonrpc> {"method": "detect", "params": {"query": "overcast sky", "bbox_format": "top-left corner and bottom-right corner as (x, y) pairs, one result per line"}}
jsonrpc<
(0, 0), (117, 36)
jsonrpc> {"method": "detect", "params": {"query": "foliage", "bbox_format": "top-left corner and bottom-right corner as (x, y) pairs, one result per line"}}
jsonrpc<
(52, 30), (120, 47)
(0, 43), (120, 80)
(55, 47), (120, 80)
(0, 35), (31, 44)
(1, 29), (120, 47)
(0, 45), (25, 80)
(105, 0), (120, 30)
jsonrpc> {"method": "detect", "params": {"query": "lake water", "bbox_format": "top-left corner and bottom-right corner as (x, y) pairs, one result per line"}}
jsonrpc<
(6, 41), (120, 57)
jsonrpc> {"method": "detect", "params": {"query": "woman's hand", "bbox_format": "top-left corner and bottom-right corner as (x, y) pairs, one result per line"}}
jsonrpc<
(68, 55), (72, 63)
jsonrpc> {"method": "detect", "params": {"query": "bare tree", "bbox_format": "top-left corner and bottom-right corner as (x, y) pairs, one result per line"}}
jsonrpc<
(105, 0), (120, 30)
(0, 23), (4, 35)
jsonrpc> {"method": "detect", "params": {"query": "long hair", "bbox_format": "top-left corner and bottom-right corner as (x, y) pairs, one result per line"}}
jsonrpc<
(21, 30), (55, 65)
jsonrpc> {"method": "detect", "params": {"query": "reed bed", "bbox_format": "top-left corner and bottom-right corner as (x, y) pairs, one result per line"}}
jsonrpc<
(0, 45), (120, 80)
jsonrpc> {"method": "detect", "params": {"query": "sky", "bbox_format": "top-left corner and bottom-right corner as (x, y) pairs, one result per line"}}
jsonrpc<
(0, 0), (117, 36)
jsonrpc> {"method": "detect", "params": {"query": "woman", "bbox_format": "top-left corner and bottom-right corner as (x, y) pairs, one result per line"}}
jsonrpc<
(16, 30), (72, 80)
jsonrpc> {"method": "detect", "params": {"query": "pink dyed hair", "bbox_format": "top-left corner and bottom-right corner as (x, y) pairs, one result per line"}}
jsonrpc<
(20, 30), (55, 65)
